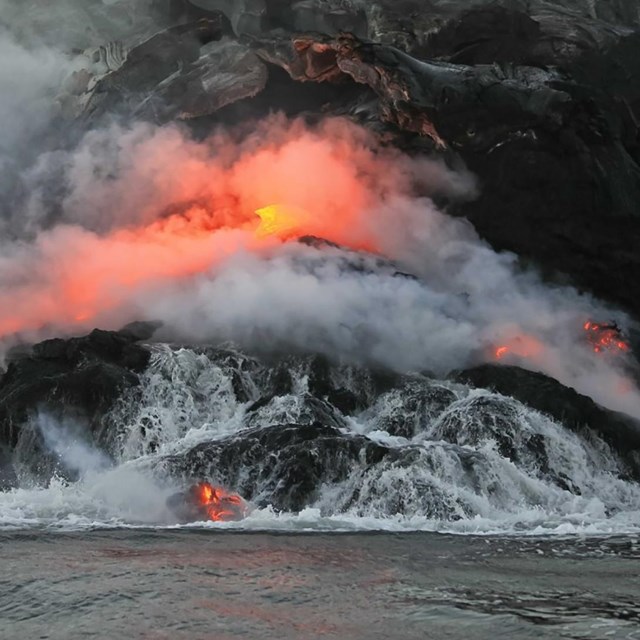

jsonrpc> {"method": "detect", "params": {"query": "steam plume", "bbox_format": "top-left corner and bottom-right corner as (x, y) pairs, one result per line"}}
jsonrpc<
(0, 6), (639, 419)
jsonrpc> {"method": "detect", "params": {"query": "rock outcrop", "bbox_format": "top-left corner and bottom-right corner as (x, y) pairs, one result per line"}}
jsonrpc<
(161, 422), (390, 511)
(0, 323), (158, 484)
(453, 364), (640, 476)
(59, 1), (640, 319)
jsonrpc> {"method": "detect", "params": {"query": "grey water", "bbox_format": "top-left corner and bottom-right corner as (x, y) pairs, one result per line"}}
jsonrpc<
(2, 531), (639, 640)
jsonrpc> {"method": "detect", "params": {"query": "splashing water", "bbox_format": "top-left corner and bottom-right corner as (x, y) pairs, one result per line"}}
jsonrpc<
(3, 345), (640, 534)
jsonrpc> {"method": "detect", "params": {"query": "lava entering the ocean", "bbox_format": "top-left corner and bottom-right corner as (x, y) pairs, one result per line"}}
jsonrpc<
(167, 482), (249, 523)
(194, 482), (249, 522)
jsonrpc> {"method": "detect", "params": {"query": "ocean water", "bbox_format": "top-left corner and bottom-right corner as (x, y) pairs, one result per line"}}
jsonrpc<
(3, 345), (640, 639)
(4, 345), (640, 537)
(2, 530), (639, 640)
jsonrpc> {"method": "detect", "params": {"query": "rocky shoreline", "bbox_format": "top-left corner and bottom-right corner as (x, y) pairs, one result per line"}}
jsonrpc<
(2, 1), (640, 519)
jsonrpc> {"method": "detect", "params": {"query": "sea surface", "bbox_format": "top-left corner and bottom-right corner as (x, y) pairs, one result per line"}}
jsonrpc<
(2, 530), (639, 640)
(4, 345), (640, 639)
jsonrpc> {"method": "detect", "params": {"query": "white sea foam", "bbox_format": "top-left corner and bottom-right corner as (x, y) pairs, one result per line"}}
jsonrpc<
(3, 346), (640, 536)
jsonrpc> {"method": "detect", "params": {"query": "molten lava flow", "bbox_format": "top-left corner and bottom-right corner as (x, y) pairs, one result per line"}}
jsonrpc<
(494, 323), (630, 362)
(495, 346), (509, 359)
(0, 121), (392, 339)
(255, 204), (311, 239)
(494, 334), (545, 361)
(254, 203), (378, 253)
(583, 321), (630, 354)
(193, 482), (248, 522)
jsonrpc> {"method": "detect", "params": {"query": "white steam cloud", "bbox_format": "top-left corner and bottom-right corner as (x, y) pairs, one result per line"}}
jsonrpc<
(1, 3), (639, 421)
(33, 411), (180, 523)
(36, 412), (111, 478)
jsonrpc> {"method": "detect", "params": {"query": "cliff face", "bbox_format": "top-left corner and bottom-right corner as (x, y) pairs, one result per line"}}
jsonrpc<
(52, 0), (640, 318)
(2, 0), (640, 519)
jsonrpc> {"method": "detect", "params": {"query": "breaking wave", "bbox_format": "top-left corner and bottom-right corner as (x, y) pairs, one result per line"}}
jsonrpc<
(2, 344), (640, 535)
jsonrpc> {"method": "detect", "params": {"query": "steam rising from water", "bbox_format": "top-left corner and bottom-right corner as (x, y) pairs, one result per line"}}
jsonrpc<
(1, 3), (640, 534)
(22, 412), (178, 526)
(0, 5), (638, 419)
(36, 413), (111, 477)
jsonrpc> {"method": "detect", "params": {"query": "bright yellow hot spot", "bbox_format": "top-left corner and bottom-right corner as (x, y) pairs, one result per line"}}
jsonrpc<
(255, 204), (310, 238)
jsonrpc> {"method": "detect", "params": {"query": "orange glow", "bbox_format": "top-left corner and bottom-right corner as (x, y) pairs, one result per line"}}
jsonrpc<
(583, 320), (630, 355)
(193, 482), (249, 522)
(0, 120), (388, 339)
(0, 212), (258, 338)
(493, 333), (545, 362)
(0, 197), (379, 338)
(495, 346), (509, 359)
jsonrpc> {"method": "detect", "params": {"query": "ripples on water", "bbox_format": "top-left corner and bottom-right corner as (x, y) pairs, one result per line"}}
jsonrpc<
(4, 346), (640, 638)
(2, 531), (640, 640)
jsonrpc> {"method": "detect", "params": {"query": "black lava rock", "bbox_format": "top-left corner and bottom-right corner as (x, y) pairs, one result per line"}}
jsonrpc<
(0, 326), (153, 458)
(452, 364), (640, 478)
(161, 422), (390, 511)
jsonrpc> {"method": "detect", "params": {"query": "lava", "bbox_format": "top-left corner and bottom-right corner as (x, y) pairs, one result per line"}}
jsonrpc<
(583, 321), (630, 354)
(494, 322), (631, 363)
(193, 482), (249, 522)
(255, 204), (312, 239)
(495, 346), (509, 359)
(494, 334), (545, 361)
(167, 482), (249, 523)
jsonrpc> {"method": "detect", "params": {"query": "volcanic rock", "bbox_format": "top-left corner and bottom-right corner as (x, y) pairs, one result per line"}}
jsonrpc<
(186, 0), (267, 36)
(245, 393), (347, 431)
(71, 17), (229, 122)
(365, 379), (458, 439)
(452, 364), (640, 478)
(365, 0), (639, 62)
(0, 446), (18, 491)
(160, 422), (390, 511)
(0, 326), (154, 472)
(131, 39), (269, 122)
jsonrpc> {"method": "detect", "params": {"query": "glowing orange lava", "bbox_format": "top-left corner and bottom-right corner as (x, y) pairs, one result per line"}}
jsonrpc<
(493, 334), (545, 361)
(193, 482), (248, 522)
(583, 321), (630, 354)
(255, 204), (311, 239)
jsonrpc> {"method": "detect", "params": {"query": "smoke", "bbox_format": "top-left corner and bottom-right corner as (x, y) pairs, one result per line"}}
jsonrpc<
(0, 1), (162, 50)
(36, 412), (111, 478)
(1, 4), (639, 419)
(0, 26), (74, 229)
(0, 115), (638, 415)
(0, 0), (178, 234)
(33, 411), (179, 523)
